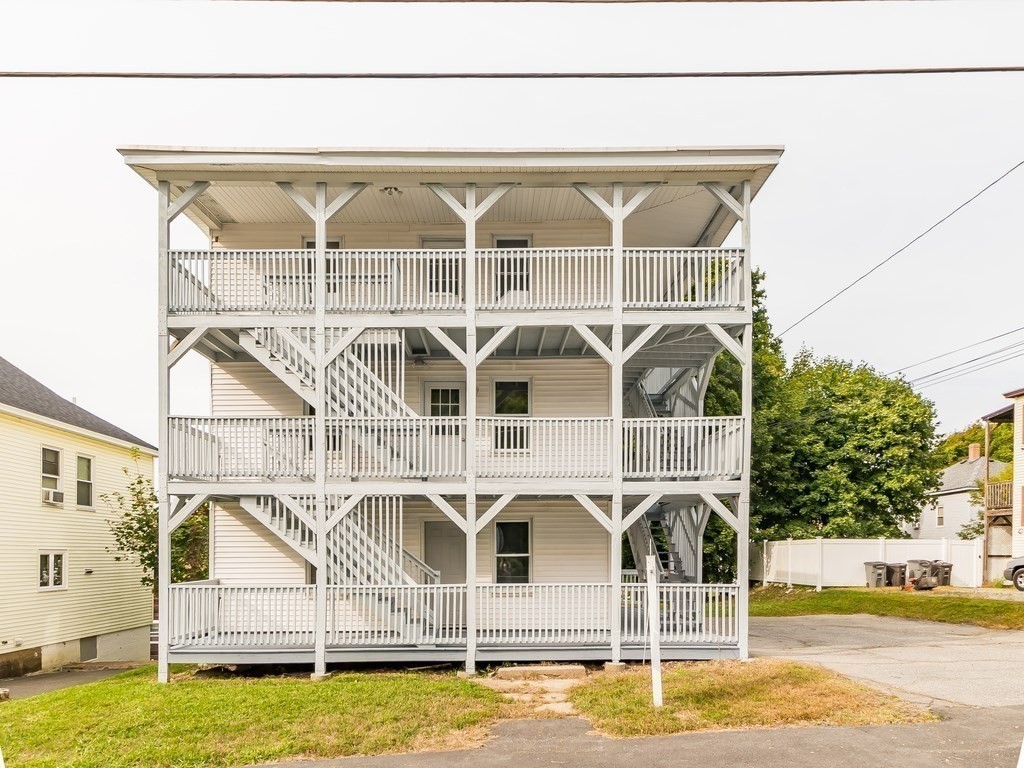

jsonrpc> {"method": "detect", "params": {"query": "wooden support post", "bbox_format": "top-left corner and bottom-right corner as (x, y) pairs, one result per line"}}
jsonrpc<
(646, 555), (663, 707)
(610, 183), (625, 663)
(737, 179), (753, 660)
(313, 182), (329, 679)
(464, 184), (479, 675)
(157, 180), (172, 684)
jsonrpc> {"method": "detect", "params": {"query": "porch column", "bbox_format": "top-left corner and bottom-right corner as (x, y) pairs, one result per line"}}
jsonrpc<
(737, 180), (753, 659)
(156, 181), (172, 684)
(465, 185), (479, 674)
(313, 183), (329, 677)
(610, 183), (625, 663)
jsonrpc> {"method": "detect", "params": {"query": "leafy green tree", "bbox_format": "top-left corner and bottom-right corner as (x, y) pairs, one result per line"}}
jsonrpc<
(103, 455), (209, 589)
(934, 421), (1013, 466)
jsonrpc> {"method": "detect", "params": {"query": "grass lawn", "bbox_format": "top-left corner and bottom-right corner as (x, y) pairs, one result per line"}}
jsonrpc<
(751, 585), (1024, 630)
(0, 666), (520, 768)
(569, 658), (931, 737)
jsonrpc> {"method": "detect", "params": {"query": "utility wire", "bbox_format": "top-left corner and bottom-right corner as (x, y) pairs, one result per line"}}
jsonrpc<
(916, 348), (1024, 390)
(908, 339), (1024, 384)
(778, 159), (1024, 337)
(887, 325), (1024, 375)
(2, 65), (1024, 80)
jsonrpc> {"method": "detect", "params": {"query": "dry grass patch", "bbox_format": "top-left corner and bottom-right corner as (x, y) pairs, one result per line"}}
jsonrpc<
(0, 665), (526, 768)
(569, 658), (932, 737)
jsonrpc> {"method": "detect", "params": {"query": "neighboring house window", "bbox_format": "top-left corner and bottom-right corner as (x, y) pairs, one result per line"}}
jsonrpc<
(495, 521), (530, 583)
(39, 552), (66, 590)
(936, 506), (944, 527)
(77, 456), (93, 507)
(494, 380), (531, 450)
(41, 447), (61, 492)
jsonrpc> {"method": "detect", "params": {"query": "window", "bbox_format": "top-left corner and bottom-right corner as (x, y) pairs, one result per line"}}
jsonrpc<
(493, 237), (532, 300)
(936, 506), (944, 527)
(39, 552), (66, 590)
(422, 238), (465, 298)
(302, 239), (343, 294)
(429, 386), (463, 436)
(77, 456), (93, 507)
(495, 521), (530, 583)
(41, 447), (61, 491)
(494, 380), (530, 450)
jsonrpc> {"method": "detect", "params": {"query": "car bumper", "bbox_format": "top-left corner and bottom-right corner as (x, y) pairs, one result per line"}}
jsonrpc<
(1004, 567), (1017, 581)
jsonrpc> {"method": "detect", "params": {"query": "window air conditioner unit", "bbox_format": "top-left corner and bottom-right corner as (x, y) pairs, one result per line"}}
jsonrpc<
(43, 488), (65, 505)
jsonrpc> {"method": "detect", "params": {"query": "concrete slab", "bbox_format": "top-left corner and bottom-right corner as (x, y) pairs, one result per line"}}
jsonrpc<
(750, 614), (1024, 707)
(0, 668), (130, 700)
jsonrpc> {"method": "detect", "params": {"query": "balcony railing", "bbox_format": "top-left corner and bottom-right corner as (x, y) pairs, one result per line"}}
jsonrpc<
(167, 247), (746, 314)
(167, 416), (744, 482)
(986, 481), (1013, 511)
(167, 582), (739, 650)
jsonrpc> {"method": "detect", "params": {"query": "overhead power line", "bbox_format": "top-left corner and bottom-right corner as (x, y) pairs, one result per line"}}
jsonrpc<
(916, 348), (1024, 390)
(888, 325), (1024, 375)
(778, 159), (1024, 337)
(909, 339), (1024, 385)
(2, 65), (1024, 80)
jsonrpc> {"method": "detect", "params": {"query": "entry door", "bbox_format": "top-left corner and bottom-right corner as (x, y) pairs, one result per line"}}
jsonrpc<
(424, 521), (467, 584)
(426, 384), (466, 474)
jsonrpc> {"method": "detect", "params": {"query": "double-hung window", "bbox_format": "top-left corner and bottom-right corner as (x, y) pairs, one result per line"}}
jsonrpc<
(42, 447), (61, 501)
(936, 506), (944, 527)
(494, 380), (530, 450)
(495, 521), (530, 583)
(77, 456), (93, 507)
(39, 552), (66, 590)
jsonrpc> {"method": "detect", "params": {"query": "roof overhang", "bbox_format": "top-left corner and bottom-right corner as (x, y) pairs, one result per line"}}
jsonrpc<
(0, 402), (158, 456)
(983, 403), (1015, 422)
(118, 145), (784, 245)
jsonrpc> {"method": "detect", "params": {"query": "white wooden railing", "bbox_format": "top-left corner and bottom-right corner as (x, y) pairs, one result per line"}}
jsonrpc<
(167, 247), (745, 314)
(167, 584), (316, 648)
(167, 417), (315, 480)
(402, 551), (441, 585)
(624, 248), (745, 308)
(476, 247), (613, 309)
(476, 583), (612, 645)
(167, 582), (739, 650)
(326, 417), (466, 477)
(326, 585), (467, 646)
(623, 417), (744, 478)
(325, 250), (466, 311)
(621, 583), (738, 645)
(475, 417), (614, 478)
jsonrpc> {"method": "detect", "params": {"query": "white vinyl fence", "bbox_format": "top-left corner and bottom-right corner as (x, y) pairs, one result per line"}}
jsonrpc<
(751, 537), (984, 589)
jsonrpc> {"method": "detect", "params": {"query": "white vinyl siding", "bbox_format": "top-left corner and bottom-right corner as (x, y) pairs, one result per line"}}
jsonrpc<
(0, 412), (154, 658)
(210, 363), (306, 416)
(211, 503), (306, 584)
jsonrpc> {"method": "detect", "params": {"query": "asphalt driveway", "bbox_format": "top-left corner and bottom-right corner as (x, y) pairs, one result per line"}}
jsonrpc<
(749, 614), (1024, 707)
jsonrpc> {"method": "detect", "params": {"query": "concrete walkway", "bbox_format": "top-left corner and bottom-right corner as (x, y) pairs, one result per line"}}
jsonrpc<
(0, 668), (128, 700)
(749, 614), (1024, 707)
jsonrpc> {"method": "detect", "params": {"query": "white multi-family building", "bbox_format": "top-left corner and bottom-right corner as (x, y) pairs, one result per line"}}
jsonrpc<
(120, 145), (782, 681)
(0, 355), (155, 677)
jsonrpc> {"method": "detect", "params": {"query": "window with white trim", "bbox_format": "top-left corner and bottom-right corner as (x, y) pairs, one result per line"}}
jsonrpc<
(77, 455), (93, 507)
(41, 447), (61, 491)
(39, 552), (66, 590)
(936, 506), (944, 527)
(494, 380), (531, 450)
(495, 521), (530, 584)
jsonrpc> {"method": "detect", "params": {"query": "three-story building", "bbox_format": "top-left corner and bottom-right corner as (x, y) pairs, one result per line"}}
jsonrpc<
(121, 145), (782, 681)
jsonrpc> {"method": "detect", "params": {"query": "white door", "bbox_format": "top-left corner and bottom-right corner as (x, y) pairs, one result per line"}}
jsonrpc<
(424, 521), (467, 584)
(421, 238), (465, 308)
(425, 383), (466, 475)
(493, 237), (532, 307)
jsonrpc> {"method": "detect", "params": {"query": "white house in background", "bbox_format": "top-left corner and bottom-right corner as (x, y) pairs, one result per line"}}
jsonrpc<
(120, 145), (782, 681)
(0, 356), (156, 677)
(998, 387), (1024, 561)
(909, 443), (1006, 541)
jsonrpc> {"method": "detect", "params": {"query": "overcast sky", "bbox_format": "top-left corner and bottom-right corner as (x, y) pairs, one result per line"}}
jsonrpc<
(1, 0), (1022, 444)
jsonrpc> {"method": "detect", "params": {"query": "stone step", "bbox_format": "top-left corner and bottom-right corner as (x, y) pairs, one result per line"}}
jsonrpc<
(494, 664), (587, 681)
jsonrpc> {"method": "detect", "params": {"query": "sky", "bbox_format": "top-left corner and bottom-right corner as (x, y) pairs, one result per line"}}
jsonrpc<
(0, 0), (1022, 445)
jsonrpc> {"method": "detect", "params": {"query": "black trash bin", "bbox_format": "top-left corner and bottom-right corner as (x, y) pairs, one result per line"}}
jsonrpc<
(932, 561), (953, 586)
(886, 563), (908, 588)
(907, 559), (932, 582)
(864, 561), (887, 588)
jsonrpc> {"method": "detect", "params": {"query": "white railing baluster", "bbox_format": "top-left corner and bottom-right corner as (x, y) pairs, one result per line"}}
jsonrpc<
(622, 417), (744, 479)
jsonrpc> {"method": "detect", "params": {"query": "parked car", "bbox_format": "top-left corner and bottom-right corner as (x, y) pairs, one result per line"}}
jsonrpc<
(1004, 558), (1024, 591)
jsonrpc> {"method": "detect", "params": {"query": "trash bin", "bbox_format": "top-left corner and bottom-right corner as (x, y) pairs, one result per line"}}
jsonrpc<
(864, 561), (887, 588)
(886, 563), (908, 588)
(907, 559), (932, 582)
(932, 561), (953, 586)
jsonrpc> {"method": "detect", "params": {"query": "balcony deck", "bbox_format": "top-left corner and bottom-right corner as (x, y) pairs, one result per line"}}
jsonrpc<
(167, 247), (746, 316)
(166, 582), (740, 662)
(166, 415), (745, 482)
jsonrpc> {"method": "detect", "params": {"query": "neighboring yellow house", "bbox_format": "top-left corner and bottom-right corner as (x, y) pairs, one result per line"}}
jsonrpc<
(0, 355), (157, 677)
